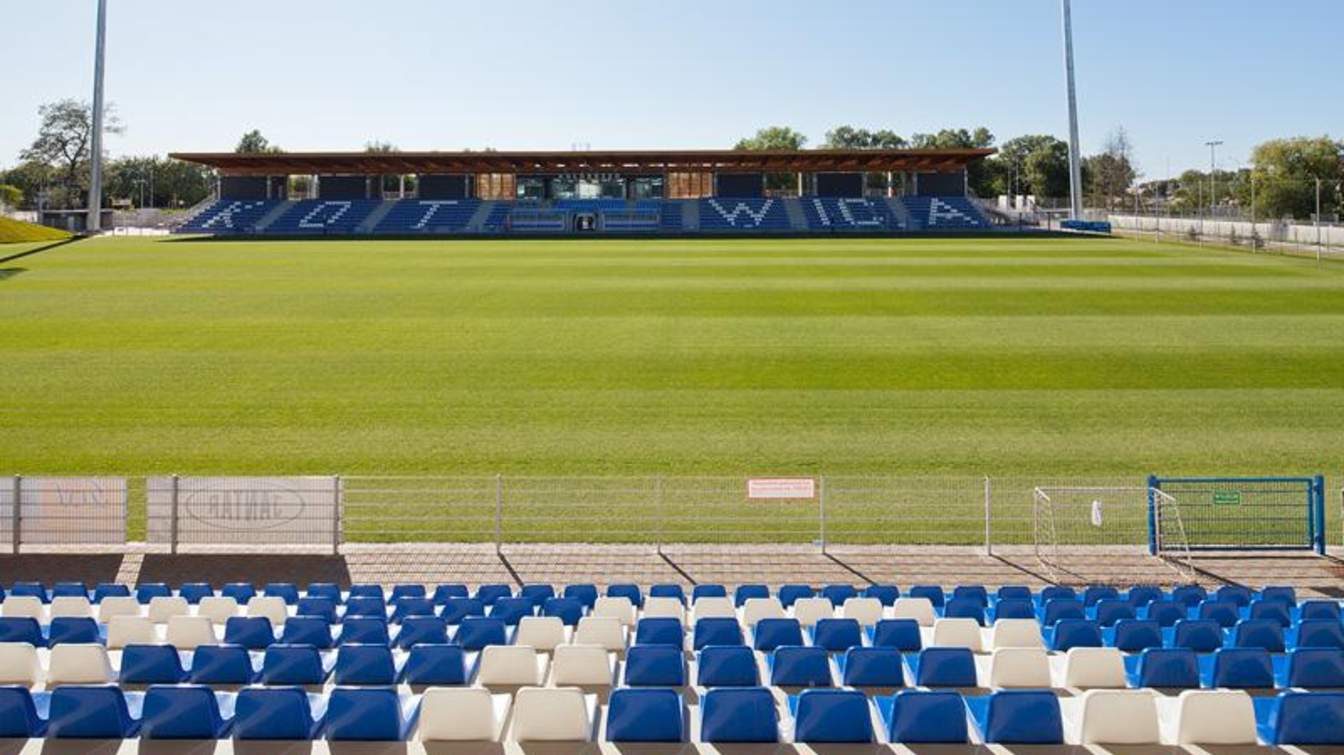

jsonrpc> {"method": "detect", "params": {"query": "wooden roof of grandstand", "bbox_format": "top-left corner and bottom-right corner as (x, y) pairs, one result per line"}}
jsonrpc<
(170, 148), (995, 176)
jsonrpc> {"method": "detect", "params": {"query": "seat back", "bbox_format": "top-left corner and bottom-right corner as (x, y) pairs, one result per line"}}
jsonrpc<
(261, 643), (327, 685)
(916, 647), (977, 687)
(326, 687), (407, 741)
(592, 596), (636, 626)
(794, 688), (873, 742)
(885, 690), (968, 743)
(890, 597), (936, 626)
(147, 596), (190, 623)
(1173, 690), (1256, 744)
(573, 616), (624, 650)
(1270, 691), (1344, 745)
(141, 685), (225, 739)
(624, 644), (686, 686)
(1172, 619), (1223, 653)
(97, 595), (141, 623)
(1051, 619), (1102, 651)
(541, 597), (583, 626)
(394, 615), (449, 649)
(1113, 619), (1162, 652)
(166, 615), (218, 649)
(741, 597), (785, 626)
(733, 584), (770, 607)
(699, 687), (778, 742)
(334, 643), (396, 685)
(1287, 647), (1344, 688)
(0, 642), (41, 685)
(48, 596), (92, 619)
(1063, 646), (1127, 689)
(696, 644), (759, 686)
(512, 687), (592, 741)
(120, 643), (187, 683)
(768, 645), (830, 687)
(606, 688), (684, 742)
(792, 597), (835, 627)
(224, 616), (275, 649)
(1212, 647), (1274, 689)
(189, 643), (255, 684)
(48, 643), (115, 684)
(233, 687), (318, 740)
(753, 618), (803, 651)
(550, 644), (613, 686)
(477, 644), (541, 685)
(1078, 689), (1160, 744)
(840, 646), (904, 687)
(48, 617), (100, 646)
(982, 689), (1063, 744)
(47, 686), (138, 738)
(419, 687), (500, 741)
(455, 617), (507, 650)
(990, 618), (1043, 649)
(197, 596), (240, 624)
(931, 618), (983, 651)
(514, 616), (565, 650)
(1138, 648), (1199, 689)
(988, 647), (1051, 688)
(401, 643), (466, 685)
(635, 617), (683, 647)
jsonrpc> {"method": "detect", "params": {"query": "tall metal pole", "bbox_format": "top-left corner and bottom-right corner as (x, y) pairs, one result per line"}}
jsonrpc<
(88, 0), (109, 232)
(1060, 0), (1084, 219)
(1205, 140), (1222, 217)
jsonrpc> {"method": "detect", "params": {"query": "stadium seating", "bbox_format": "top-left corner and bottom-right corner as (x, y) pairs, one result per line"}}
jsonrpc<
(801, 197), (899, 230)
(901, 195), (991, 229)
(179, 200), (280, 233)
(375, 199), (480, 233)
(266, 200), (381, 235)
(698, 198), (792, 231)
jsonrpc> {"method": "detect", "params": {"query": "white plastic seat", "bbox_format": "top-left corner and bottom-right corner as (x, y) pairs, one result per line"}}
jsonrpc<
(48, 596), (93, 619)
(591, 597), (636, 627)
(106, 615), (157, 649)
(515, 616), (566, 651)
(1172, 690), (1257, 745)
(1078, 689), (1161, 744)
(246, 596), (288, 625)
(419, 687), (510, 741)
(931, 618), (983, 651)
(572, 616), (625, 651)
(511, 687), (593, 741)
(988, 647), (1051, 688)
(1063, 647), (1127, 689)
(48, 643), (115, 684)
(641, 596), (684, 621)
(97, 596), (141, 623)
(196, 596), (239, 624)
(791, 597), (835, 627)
(740, 597), (785, 626)
(165, 615), (217, 649)
(890, 597), (936, 626)
(841, 597), (883, 626)
(0, 643), (42, 685)
(991, 618), (1044, 649)
(147, 596), (190, 623)
(1, 596), (45, 620)
(690, 596), (736, 623)
(477, 644), (545, 686)
(550, 644), (614, 685)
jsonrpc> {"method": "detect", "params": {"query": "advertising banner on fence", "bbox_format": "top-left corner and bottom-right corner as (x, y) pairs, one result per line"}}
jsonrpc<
(747, 478), (816, 500)
(147, 476), (339, 546)
(0, 477), (127, 545)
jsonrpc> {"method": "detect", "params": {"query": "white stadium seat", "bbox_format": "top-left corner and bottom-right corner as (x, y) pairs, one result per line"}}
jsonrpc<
(97, 596), (142, 624)
(147, 596), (190, 623)
(841, 597), (883, 626)
(1172, 690), (1257, 745)
(1078, 689), (1161, 744)
(514, 616), (566, 651)
(48, 643), (116, 685)
(931, 618), (983, 651)
(106, 615), (157, 649)
(890, 597), (936, 626)
(690, 597), (736, 623)
(165, 615), (217, 649)
(196, 596), (239, 624)
(477, 645), (545, 686)
(592, 597), (636, 627)
(990, 618), (1044, 649)
(988, 647), (1051, 688)
(741, 597), (785, 626)
(48, 596), (93, 619)
(511, 687), (593, 741)
(419, 687), (510, 742)
(791, 597), (835, 627)
(573, 617), (625, 651)
(550, 644), (614, 685)
(1063, 647), (1127, 689)
(641, 596), (684, 621)
(0, 643), (42, 685)
(246, 596), (288, 625)
(1, 596), (45, 620)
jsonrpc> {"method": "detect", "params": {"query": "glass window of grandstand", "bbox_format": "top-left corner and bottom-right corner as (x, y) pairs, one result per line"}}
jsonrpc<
(517, 177), (546, 201)
(631, 176), (664, 200)
(551, 176), (626, 200)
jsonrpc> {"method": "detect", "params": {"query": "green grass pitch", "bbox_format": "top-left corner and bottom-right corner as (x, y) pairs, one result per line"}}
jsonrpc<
(1, 235), (1340, 543)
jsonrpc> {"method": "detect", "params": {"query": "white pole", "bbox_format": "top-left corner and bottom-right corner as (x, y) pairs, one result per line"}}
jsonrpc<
(88, 0), (109, 232)
(1060, 0), (1084, 220)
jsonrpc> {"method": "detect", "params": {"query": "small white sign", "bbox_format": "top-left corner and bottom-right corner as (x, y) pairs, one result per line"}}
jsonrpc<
(747, 478), (816, 500)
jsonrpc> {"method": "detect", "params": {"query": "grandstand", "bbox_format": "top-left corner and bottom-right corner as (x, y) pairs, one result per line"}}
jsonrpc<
(172, 148), (996, 236)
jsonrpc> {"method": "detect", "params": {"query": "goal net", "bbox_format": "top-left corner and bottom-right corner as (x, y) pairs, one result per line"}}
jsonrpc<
(1033, 486), (1192, 582)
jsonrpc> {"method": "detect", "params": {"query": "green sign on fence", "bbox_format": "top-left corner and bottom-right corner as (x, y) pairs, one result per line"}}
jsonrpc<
(1212, 490), (1242, 506)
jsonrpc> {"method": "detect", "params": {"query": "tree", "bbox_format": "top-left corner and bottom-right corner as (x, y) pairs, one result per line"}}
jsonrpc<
(991, 134), (1072, 198)
(104, 155), (214, 209)
(235, 130), (280, 154)
(0, 184), (21, 209)
(1247, 136), (1341, 220)
(822, 126), (907, 150)
(909, 127), (996, 195)
(1082, 126), (1137, 210)
(734, 126), (807, 151)
(364, 140), (398, 153)
(19, 99), (123, 208)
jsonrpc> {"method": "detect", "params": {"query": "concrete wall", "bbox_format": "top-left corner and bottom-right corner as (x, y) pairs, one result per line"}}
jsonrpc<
(1108, 214), (1344, 246)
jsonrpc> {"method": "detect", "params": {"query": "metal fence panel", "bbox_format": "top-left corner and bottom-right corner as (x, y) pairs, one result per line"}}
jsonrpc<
(341, 476), (496, 543)
(0, 476), (127, 549)
(146, 476), (339, 549)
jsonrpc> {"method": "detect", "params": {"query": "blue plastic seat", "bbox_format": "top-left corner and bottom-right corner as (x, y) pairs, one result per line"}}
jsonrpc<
(0, 687), (45, 737)
(951, 585), (988, 607)
(47, 686), (140, 738)
(474, 583), (513, 607)
(261, 644), (329, 685)
(648, 584), (685, 603)
(871, 618), (921, 651)
(9, 582), (47, 602)
(992, 598), (1035, 621)
(334, 644), (397, 685)
(337, 617), (390, 646)
(1199, 600), (1240, 628)
(1112, 619), (1162, 652)
(997, 585), (1032, 601)
(1170, 584), (1206, 607)
(190, 644), (257, 684)
(978, 690), (1063, 744)
(439, 597), (484, 624)
(1215, 585), (1253, 608)
(1094, 599), (1137, 627)
(700, 687), (778, 742)
(0, 617), (45, 646)
(178, 583), (214, 604)
(221, 582), (256, 603)
(121, 644), (188, 683)
(305, 583), (342, 604)
(864, 584), (899, 606)
(769, 646), (831, 687)
(734, 584), (769, 607)
(624, 644), (686, 686)
(943, 596), (985, 625)
(541, 597), (582, 626)
(1038, 585), (1075, 604)
(454, 617), (507, 650)
(48, 616), (100, 645)
(389, 584), (426, 602)
(635, 617), (683, 647)
(1234, 618), (1285, 652)
(1050, 619), (1102, 651)
(518, 584), (555, 607)
(563, 584), (598, 609)
(400, 643), (466, 685)
(691, 584), (727, 602)
(908, 585), (944, 608)
(606, 688), (684, 742)
(777, 584), (813, 607)
(348, 584), (384, 602)
(915, 647), (977, 687)
(1260, 586), (1296, 606)
(233, 687), (324, 740)
(883, 690), (968, 743)
(753, 618), (803, 651)
(840, 646), (904, 687)
(394, 616), (448, 649)
(93, 583), (130, 603)
(326, 687), (414, 741)
(264, 582), (300, 606)
(50, 581), (87, 599)
(1127, 585), (1164, 607)
(1262, 691), (1344, 744)
(431, 584), (468, 605)
(1143, 599), (1186, 627)
(1286, 648), (1344, 688)
(140, 685), (230, 739)
(281, 617), (333, 649)
(136, 583), (172, 604)
(1250, 600), (1292, 626)
(295, 597), (337, 623)
(391, 597), (437, 624)
(344, 596), (387, 620)
(696, 645), (759, 686)
(1211, 647), (1274, 688)
(1300, 600), (1341, 622)
(793, 688), (872, 742)
(486, 597), (533, 626)
(1173, 619), (1224, 653)
(224, 616), (275, 649)
(1137, 647), (1199, 688)
(821, 585), (858, 608)
(812, 618), (862, 651)
(1043, 598), (1085, 626)
(1083, 585), (1119, 607)
(1296, 619), (1344, 649)
(693, 617), (743, 649)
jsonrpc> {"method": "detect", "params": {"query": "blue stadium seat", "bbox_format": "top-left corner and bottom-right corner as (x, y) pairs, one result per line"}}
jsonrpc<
(120, 644), (188, 683)
(1250, 600), (1292, 627)
(264, 583), (300, 606)
(394, 616), (449, 649)
(753, 618), (803, 651)
(454, 617), (507, 650)
(951, 585), (988, 607)
(1038, 586), (1076, 604)
(486, 597), (533, 626)
(606, 688), (684, 742)
(1211, 647), (1274, 689)
(563, 584), (598, 609)
(389, 584), (425, 603)
(1043, 598), (1085, 626)
(348, 584), (383, 601)
(475, 584), (513, 607)
(137, 583), (172, 604)
(696, 645), (759, 686)
(769, 646), (831, 687)
(337, 617), (390, 646)
(944, 596), (986, 625)
(431, 584), (468, 605)
(1286, 648), (1344, 688)
(793, 688), (873, 742)
(864, 585), (900, 606)
(326, 688), (415, 741)
(882, 690), (968, 743)
(648, 584), (685, 603)
(1300, 600), (1341, 622)
(811, 618), (862, 651)
(700, 687), (778, 742)
(1143, 599), (1186, 627)
(1234, 618), (1285, 652)
(1127, 586), (1165, 607)
(975, 690), (1064, 744)
(1296, 619), (1344, 649)
(694, 617), (743, 649)
(518, 584), (555, 607)
(1083, 586), (1119, 607)
(439, 597), (485, 625)
(0, 687), (45, 737)
(190, 644), (257, 684)
(305, 583), (342, 604)
(295, 597), (337, 623)
(691, 584), (727, 602)
(1260, 586), (1296, 606)
(93, 583), (130, 603)
(345, 596), (387, 620)
(1261, 691), (1344, 745)
(801, 197), (896, 231)
(48, 617), (100, 645)
(47, 686), (140, 738)
(542, 597), (583, 626)
(908, 585), (945, 608)
(699, 198), (792, 232)
(915, 647), (977, 687)
(997, 586), (1032, 601)
(635, 617), (683, 647)
(839, 646), (905, 687)
(821, 585), (858, 607)
(871, 618), (922, 651)
(777, 585), (813, 607)
(1050, 619), (1103, 651)
(734, 584), (769, 607)
(221, 582), (256, 603)
(261, 644), (329, 685)
(1111, 619), (1162, 652)
(140, 685), (230, 739)
(51, 582), (88, 599)
(281, 616), (334, 649)
(1170, 584), (1207, 607)
(334, 644), (398, 685)
(233, 687), (324, 740)
(265, 200), (381, 236)
(224, 616), (275, 649)
(400, 644), (467, 685)
(1093, 599), (1137, 627)
(623, 644), (686, 686)
(1137, 647), (1200, 688)
(992, 598), (1036, 621)
(1215, 585), (1253, 608)
(1199, 600), (1241, 628)
(391, 597), (437, 624)
(9, 582), (47, 602)
(0, 617), (45, 646)
(608, 583), (643, 608)
(179, 582), (214, 604)
(900, 196), (990, 230)
(1173, 619), (1225, 653)
(179, 200), (280, 234)
(374, 199), (482, 234)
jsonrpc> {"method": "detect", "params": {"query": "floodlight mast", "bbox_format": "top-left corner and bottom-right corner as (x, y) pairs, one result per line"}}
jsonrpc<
(1060, 0), (1084, 220)
(88, 0), (108, 232)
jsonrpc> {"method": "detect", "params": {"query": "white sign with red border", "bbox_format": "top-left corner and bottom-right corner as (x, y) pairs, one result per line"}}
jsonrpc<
(747, 478), (816, 500)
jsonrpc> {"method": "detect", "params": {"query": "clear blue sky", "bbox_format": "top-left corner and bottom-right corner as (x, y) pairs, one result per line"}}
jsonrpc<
(5, 0), (1341, 180)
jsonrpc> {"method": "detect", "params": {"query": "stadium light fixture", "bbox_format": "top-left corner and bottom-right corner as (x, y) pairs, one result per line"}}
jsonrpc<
(1060, 0), (1084, 220)
(1205, 140), (1223, 216)
(88, 0), (109, 232)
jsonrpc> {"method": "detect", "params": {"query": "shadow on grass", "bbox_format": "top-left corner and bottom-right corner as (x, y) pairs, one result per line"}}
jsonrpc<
(0, 237), (81, 265)
(0, 268), (26, 281)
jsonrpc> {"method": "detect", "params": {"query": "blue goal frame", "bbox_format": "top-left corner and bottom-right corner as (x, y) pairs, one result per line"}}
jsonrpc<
(1148, 475), (1326, 555)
